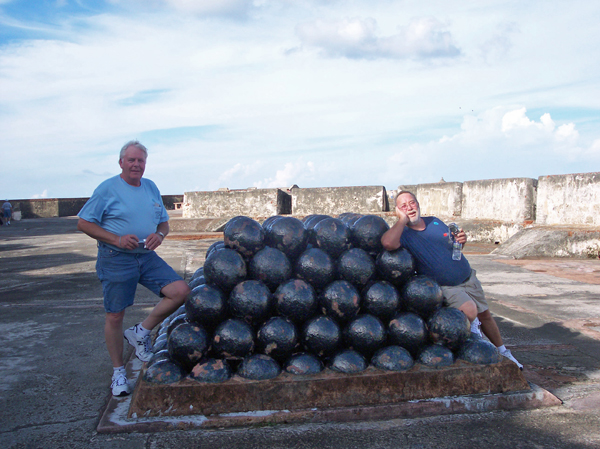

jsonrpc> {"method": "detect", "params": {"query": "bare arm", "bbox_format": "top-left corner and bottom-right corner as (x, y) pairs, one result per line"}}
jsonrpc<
(380, 207), (409, 251)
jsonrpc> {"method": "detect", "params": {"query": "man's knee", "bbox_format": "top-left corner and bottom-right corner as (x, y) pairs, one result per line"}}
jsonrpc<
(106, 310), (125, 327)
(457, 300), (478, 322)
(162, 280), (190, 303)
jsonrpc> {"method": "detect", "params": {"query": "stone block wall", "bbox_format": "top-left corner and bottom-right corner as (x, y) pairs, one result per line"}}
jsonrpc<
(461, 178), (537, 223)
(183, 189), (290, 218)
(536, 172), (600, 225)
(291, 186), (388, 216)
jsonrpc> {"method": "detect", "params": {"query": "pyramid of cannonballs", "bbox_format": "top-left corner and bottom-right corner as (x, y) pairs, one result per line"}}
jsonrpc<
(144, 214), (500, 385)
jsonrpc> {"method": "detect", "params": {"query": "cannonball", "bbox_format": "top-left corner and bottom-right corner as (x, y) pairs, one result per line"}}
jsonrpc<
(224, 215), (266, 259)
(329, 349), (367, 374)
(203, 248), (247, 294)
(362, 281), (401, 322)
(167, 322), (209, 371)
(338, 213), (363, 227)
(350, 215), (390, 256)
(205, 241), (225, 260)
(143, 359), (186, 384)
(189, 358), (232, 383)
(274, 279), (318, 324)
(343, 314), (387, 358)
(402, 275), (443, 319)
(457, 339), (501, 365)
(265, 216), (308, 261)
(212, 318), (255, 359)
(188, 275), (205, 290)
(376, 248), (415, 288)
(257, 316), (298, 362)
(336, 248), (376, 289)
(237, 354), (281, 380)
(320, 280), (360, 323)
(313, 217), (352, 259)
(428, 307), (470, 351)
(388, 312), (429, 357)
(185, 284), (226, 329)
(371, 345), (414, 371)
(285, 352), (324, 375)
(302, 315), (341, 358)
(303, 214), (330, 246)
(228, 280), (272, 325)
(248, 246), (292, 291)
(418, 344), (455, 367)
(294, 248), (336, 291)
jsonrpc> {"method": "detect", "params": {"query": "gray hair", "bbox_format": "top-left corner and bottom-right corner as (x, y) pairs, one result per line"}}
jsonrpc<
(394, 190), (418, 205)
(119, 140), (148, 160)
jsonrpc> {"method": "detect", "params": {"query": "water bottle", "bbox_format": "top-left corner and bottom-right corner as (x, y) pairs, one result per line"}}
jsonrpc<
(452, 240), (462, 261)
(448, 223), (462, 261)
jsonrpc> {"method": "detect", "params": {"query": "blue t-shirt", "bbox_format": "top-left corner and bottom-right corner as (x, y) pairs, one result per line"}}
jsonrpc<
(400, 216), (471, 286)
(78, 175), (169, 252)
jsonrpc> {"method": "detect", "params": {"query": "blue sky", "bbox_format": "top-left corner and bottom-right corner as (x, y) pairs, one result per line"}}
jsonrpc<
(1, 0), (599, 199)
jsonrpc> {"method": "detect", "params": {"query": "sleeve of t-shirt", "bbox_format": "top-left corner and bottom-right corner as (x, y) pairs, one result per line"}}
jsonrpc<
(77, 184), (108, 224)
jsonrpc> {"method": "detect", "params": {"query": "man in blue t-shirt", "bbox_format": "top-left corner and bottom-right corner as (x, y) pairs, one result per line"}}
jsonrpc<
(78, 141), (191, 396)
(381, 190), (522, 369)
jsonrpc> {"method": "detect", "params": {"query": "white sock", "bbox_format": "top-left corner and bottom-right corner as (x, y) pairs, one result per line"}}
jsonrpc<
(497, 345), (507, 353)
(113, 366), (126, 377)
(137, 323), (151, 337)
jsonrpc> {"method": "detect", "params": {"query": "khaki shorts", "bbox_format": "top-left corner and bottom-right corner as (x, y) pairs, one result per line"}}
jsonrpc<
(440, 270), (489, 314)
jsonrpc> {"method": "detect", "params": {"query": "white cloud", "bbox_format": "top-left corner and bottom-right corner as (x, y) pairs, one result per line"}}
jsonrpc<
(254, 160), (316, 189)
(296, 16), (460, 60)
(31, 189), (48, 199)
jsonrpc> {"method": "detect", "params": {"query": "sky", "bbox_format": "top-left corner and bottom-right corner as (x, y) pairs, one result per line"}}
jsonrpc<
(1, 0), (599, 199)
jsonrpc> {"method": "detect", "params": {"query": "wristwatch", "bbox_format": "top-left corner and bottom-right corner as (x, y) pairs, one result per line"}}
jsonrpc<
(157, 231), (166, 239)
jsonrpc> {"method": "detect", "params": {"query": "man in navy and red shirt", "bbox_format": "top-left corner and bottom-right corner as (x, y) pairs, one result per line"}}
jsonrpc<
(381, 190), (522, 369)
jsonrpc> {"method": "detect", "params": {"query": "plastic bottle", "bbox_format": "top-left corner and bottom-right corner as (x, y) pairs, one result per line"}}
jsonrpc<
(452, 240), (462, 261)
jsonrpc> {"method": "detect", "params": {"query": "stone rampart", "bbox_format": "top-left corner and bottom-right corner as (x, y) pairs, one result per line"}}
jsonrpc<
(536, 172), (600, 226)
(461, 178), (537, 223)
(183, 189), (290, 218)
(391, 182), (463, 218)
(292, 186), (388, 216)
(10, 195), (182, 219)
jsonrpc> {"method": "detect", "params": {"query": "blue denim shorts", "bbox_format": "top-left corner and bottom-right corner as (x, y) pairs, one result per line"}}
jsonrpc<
(96, 244), (183, 313)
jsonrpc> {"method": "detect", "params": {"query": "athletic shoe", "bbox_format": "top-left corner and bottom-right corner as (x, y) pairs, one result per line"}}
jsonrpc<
(111, 371), (131, 396)
(124, 324), (153, 362)
(470, 317), (483, 340)
(500, 349), (523, 370)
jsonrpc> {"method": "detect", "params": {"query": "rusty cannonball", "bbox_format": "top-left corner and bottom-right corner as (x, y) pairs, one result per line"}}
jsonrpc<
(223, 215), (265, 259)
(203, 248), (247, 294)
(350, 214), (390, 256)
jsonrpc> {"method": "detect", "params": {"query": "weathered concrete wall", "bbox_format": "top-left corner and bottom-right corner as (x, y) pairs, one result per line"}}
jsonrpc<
(391, 182), (463, 218)
(536, 172), (600, 226)
(461, 178), (537, 223)
(183, 189), (291, 218)
(11, 195), (183, 219)
(291, 186), (388, 216)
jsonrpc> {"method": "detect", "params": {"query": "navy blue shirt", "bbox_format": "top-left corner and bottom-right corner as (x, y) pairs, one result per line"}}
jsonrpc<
(400, 216), (471, 286)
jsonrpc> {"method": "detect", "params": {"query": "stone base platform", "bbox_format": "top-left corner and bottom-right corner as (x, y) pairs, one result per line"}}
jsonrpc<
(97, 358), (561, 433)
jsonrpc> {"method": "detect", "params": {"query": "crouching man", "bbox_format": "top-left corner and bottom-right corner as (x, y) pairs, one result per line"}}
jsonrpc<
(381, 190), (522, 369)
(78, 140), (190, 396)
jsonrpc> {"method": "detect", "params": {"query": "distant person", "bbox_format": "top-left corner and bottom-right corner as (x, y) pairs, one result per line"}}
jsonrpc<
(77, 140), (190, 396)
(381, 190), (522, 369)
(2, 200), (13, 225)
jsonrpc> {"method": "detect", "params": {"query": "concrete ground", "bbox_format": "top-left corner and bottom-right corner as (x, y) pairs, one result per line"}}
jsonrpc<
(0, 217), (599, 449)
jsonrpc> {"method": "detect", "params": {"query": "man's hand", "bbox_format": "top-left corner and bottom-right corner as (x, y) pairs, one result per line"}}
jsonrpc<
(118, 234), (141, 250)
(144, 232), (164, 251)
(394, 205), (410, 226)
(454, 229), (467, 245)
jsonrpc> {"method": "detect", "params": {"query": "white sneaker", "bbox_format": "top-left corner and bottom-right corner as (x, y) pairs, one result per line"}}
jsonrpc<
(111, 371), (131, 396)
(500, 349), (523, 370)
(124, 324), (153, 362)
(470, 317), (483, 340)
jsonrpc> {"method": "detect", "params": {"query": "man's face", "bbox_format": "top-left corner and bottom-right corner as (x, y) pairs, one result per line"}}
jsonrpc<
(396, 193), (421, 225)
(119, 146), (146, 186)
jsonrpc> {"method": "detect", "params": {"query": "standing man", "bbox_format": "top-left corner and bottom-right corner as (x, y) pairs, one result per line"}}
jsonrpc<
(78, 141), (190, 396)
(2, 200), (13, 225)
(381, 190), (522, 369)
